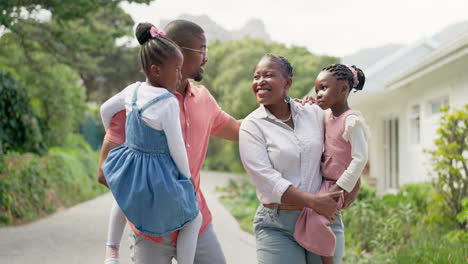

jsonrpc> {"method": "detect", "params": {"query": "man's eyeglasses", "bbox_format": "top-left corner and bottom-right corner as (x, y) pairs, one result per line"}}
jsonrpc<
(180, 47), (208, 57)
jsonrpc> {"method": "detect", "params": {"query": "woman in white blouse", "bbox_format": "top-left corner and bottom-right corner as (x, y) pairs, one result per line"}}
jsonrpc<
(239, 54), (344, 264)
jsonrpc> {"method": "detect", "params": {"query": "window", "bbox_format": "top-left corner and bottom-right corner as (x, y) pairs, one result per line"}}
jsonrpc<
(409, 104), (420, 144)
(429, 97), (449, 114)
(384, 118), (399, 190)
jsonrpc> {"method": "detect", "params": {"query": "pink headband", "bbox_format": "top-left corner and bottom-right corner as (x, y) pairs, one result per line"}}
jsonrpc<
(347, 66), (359, 88)
(150, 26), (166, 38)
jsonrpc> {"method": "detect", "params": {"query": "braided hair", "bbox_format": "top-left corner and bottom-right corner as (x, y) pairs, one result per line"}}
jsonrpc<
(262, 54), (294, 78)
(135, 23), (180, 77)
(322, 64), (365, 92)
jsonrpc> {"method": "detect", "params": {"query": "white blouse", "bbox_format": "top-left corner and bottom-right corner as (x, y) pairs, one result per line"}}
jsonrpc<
(239, 101), (324, 204)
(336, 114), (370, 192)
(100, 82), (191, 179)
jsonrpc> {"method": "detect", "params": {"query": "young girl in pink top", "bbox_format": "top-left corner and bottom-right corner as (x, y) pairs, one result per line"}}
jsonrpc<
(294, 64), (369, 264)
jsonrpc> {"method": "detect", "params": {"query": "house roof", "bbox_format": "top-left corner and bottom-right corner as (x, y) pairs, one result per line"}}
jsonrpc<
(363, 39), (438, 92)
(385, 32), (468, 90)
(343, 20), (468, 93)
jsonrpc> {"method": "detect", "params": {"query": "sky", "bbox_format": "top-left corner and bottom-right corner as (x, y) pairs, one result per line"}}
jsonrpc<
(121, 0), (468, 57)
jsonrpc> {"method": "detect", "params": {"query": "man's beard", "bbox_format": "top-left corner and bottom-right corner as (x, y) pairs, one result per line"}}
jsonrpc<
(193, 72), (203, 82)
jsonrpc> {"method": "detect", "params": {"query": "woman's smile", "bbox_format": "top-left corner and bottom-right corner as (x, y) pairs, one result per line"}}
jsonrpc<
(255, 87), (272, 97)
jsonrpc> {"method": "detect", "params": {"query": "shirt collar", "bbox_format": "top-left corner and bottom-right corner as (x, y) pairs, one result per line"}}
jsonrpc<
(185, 82), (196, 97)
(173, 81), (196, 97)
(254, 100), (299, 120)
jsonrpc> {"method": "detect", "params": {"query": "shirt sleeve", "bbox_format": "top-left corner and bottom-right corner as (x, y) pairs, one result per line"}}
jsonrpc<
(312, 104), (326, 134)
(204, 89), (232, 136)
(239, 122), (292, 203)
(100, 89), (127, 130)
(161, 98), (192, 179)
(211, 110), (233, 136)
(104, 110), (126, 145)
(336, 115), (369, 192)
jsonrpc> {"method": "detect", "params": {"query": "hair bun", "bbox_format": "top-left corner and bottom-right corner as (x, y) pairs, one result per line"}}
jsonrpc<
(351, 65), (365, 91)
(135, 22), (154, 45)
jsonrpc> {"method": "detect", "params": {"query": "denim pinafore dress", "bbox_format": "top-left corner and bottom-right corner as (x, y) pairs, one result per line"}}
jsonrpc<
(103, 85), (199, 236)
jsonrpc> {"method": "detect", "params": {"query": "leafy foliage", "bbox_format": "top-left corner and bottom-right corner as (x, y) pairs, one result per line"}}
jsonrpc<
(425, 104), (468, 230)
(0, 68), (45, 154)
(0, 0), (151, 30)
(1, 32), (87, 146)
(218, 178), (467, 263)
(0, 134), (106, 225)
(1, 2), (146, 102)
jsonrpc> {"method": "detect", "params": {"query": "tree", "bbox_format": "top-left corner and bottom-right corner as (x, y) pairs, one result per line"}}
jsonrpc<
(0, 1), (152, 146)
(426, 104), (468, 230)
(1, 2), (149, 101)
(1, 0), (151, 30)
(81, 45), (144, 103)
(0, 34), (86, 147)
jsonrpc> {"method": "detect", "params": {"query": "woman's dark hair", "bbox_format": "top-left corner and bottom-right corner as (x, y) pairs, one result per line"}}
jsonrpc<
(262, 54), (294, 78)
(322, 64), (365, 91)
(135, 23), (180, 76)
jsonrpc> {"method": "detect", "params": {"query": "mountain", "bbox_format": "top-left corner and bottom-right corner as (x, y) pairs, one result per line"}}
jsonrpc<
(160, 14), (271, 42)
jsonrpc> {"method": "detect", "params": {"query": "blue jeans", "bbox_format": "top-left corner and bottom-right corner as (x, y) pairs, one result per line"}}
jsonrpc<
(254, 205), (344, 264)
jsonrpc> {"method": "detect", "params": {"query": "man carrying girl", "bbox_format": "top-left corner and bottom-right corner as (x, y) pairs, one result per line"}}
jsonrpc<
(98, 20), (240, 264)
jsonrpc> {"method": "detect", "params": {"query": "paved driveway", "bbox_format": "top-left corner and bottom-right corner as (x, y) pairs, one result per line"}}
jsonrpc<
(0, 171), (256, 264)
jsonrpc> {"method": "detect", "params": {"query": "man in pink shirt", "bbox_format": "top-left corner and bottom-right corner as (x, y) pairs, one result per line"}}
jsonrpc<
(97, 20), (239, 264)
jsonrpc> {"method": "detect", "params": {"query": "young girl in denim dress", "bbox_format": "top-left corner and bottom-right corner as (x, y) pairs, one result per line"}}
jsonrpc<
(100, 23), (201, 264)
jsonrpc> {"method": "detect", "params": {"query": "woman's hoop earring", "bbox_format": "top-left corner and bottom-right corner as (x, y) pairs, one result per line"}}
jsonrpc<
(284, 95), (291, 103)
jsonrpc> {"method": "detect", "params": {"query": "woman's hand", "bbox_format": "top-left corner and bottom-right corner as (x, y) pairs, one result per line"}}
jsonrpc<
(307, 191), (342, 221)
(281, 186), (342, 221)
(329, 184), (343, 193)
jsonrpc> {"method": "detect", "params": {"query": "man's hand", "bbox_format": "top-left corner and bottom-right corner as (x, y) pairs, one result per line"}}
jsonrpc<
(97, 140), (121, 188)
(190, 177), (196, 187)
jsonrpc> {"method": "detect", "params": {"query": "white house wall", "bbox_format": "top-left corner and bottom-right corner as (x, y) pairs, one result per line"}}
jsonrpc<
(352, 51), (468, 193)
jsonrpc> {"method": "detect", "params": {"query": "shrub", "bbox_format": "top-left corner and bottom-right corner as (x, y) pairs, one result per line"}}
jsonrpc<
(0, 68), (46, 155)
(425, 104), (468, 230)
(393, 226), (467, 264)
(343, 184), (430, 256)
(0, 134), (106, 225)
